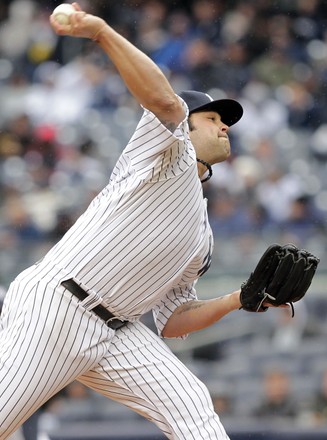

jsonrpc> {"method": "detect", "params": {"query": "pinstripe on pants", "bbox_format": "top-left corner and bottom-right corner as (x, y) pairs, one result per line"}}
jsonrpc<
(0, 264), (229, 439)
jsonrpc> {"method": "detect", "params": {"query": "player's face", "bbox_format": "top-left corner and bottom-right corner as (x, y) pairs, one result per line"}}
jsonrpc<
(189, 111), (231, 165)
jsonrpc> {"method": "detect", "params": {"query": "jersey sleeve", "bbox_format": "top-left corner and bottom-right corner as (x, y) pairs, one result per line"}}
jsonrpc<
(152, 283), (198, 339)
(123, 96), (194, 179)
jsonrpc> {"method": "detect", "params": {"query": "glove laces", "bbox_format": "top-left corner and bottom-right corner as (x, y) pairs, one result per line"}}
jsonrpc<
(289, 302), (295, 317)
(256, 291), (276, 312)
(256, 291), (295, 317)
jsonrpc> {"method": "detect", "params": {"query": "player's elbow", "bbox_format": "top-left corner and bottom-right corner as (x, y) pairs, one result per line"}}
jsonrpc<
(161, 326), (175, 338)
(161, 318), (177, 338)
(162, 315), (186, 339)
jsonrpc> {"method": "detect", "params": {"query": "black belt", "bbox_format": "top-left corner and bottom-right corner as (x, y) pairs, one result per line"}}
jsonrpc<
(61, 279), (128, 330)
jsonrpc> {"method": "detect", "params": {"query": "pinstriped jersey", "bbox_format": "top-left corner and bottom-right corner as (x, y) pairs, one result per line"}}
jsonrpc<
(41, 99), (213, 332)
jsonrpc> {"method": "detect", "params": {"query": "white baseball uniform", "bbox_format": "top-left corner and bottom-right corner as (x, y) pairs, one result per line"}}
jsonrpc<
(0, 98), (229, 439)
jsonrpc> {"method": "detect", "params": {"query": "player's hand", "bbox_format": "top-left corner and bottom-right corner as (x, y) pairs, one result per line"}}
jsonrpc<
(263, 302), (290, 309)
(235, 289), (289, 311)
(49, 2), (106, 41)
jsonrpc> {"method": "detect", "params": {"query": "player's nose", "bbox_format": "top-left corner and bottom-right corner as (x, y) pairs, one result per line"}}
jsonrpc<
(219, 122), (229, 134)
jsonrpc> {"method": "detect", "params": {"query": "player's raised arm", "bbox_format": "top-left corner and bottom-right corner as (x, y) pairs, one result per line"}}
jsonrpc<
(49, 2), (185, 130)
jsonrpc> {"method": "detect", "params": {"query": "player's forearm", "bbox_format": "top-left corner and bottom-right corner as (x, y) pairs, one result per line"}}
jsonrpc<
(95, 24), (184, 124)
(162, 290), (241, 338)
(50, 4), (184, 126)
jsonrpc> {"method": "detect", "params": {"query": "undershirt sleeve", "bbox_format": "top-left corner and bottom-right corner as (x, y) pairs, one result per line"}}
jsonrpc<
(152, 283), (198, 339)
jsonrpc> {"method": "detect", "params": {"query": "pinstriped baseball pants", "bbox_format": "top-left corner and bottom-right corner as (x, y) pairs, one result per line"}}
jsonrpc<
(0, 265), (229, 439)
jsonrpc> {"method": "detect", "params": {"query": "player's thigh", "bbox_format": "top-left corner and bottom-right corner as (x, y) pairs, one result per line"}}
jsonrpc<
(79, 321), (229, 440)
(0, 275), (112, 437)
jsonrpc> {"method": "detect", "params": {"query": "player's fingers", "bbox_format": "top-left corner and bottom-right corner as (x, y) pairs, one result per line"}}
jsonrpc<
(69, 11), (87, 33)
(72, 2), (82, 11)
(70, 11), (87, 26)
(263, 302), (290, 309)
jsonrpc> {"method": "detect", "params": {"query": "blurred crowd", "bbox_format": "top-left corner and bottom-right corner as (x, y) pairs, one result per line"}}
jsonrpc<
(13, 360), (327, 438)
(0, 0), (327, 285)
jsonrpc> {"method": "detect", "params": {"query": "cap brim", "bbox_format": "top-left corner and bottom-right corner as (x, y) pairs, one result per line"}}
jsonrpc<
(191, 99), (243, 127)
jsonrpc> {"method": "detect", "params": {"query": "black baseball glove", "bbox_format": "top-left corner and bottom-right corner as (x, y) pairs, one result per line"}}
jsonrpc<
(240, 243), (320, 314)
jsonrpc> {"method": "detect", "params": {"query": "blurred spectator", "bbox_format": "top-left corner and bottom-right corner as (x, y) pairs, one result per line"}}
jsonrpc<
(308, 369), (327, 425)
(0, 192), (44, 245)
(255, 168), (304, 224)
(136, 0), (168, 55)
(4, 113), (34, 153)
(270, 302), (309, 353)
(47, 210), (75, 241)
(280, 195), (326, 244)
(278, 81), (322, 130)
(212, 393), (234, 418)
(191, 0), (225, 45)
(253, 369), (299, 419)
(152, 10), (196, 73)
(209, 191), (258, 237)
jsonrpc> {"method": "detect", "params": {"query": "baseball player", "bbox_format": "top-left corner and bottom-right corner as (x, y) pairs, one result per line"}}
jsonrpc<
(0, 3), (248, 439)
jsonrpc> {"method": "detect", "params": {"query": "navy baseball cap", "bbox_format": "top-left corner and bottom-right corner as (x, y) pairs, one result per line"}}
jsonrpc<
(179, 90), (243, 126)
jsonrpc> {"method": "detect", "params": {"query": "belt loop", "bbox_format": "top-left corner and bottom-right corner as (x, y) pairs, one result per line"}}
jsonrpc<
(79, 290), (103, 312)
(61, 279), (128, 330)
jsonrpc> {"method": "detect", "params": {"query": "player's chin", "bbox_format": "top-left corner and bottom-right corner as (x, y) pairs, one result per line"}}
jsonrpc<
(214, 140), (231, 163)
(221, 139), (231, 156)
(222, 145), (231, 160)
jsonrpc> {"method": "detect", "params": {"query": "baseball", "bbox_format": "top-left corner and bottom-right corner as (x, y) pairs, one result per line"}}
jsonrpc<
(53, 3), (75, 25)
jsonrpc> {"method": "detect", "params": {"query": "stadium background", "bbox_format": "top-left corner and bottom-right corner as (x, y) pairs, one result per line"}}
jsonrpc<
(1, 0), (327, 439)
